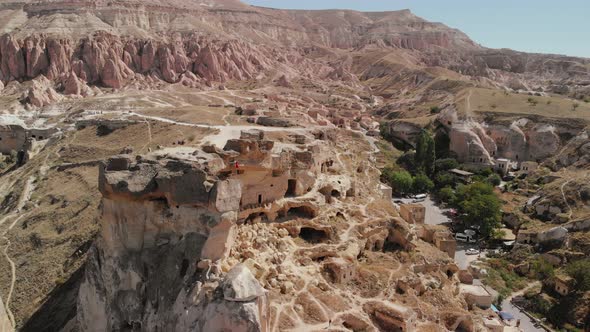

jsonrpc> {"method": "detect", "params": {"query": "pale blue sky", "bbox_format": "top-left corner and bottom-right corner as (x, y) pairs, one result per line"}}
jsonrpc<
(244, 0), (589, 58)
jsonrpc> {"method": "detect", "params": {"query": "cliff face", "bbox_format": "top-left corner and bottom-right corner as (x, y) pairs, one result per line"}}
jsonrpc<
(0, 32), (273, 88)
(78, 155), (266, 331)
(1, 0), (588, 99)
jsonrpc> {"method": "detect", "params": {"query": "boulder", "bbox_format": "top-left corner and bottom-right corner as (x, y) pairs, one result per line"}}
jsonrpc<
(221, 264), (265, 302)
(276, 74), (292, 88)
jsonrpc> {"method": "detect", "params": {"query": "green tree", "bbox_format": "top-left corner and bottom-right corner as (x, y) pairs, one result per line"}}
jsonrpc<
(566, 259), (590, 292)
(415, 130), (435, 176)
(434, 172), (457, 189)
(434, 158), (459, 174)
(397, 151), (416, 172)
(413, 173), (434, 194)
(437, 186), (456, 203)
(434, 131), (450, 159)
(454, 182), (501, 238)
(487, 174), (502, 186)
(531, 258), (555, 280)
(387, 171), (414, 196)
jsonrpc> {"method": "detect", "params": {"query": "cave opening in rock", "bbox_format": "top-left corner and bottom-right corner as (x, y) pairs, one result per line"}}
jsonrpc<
(244, 212), (269, 224)
(121, 321), (142, 331)
(180, 259), (189, 277)
(299, 227), (328, 244)
(331, 189), (341, 198)
(446, 268), (455, 279)
(285, 206), (316, 220)
(286, 179), (297, 197)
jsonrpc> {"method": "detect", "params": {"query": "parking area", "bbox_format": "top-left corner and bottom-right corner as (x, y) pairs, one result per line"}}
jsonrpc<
(395, 196), (449, 226)
(394, 196), (484, 269)
(394, 195), (542, 331)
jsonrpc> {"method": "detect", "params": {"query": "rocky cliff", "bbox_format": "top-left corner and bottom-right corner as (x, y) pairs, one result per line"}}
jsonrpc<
(1, 0), (587, 98)
(78, 155), (269, 331)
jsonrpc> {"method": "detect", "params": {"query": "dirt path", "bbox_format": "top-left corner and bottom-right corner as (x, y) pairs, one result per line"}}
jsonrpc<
(0, 153), (46, 327)
(561, 180), (574, 220)
(465, 89), (473, 119)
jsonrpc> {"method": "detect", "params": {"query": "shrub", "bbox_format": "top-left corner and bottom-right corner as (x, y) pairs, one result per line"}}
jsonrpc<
(430, 106), (441, 114)
(6, 150), (17, 163)
(434, 172), (457, 189)
(566, 259), (590, 292)
(413, 173), (434, 194)
(437, 186), (455, 203)
(29, 233), (43, 249)
(531, 257), (555, 280)
(572, 103), (580, 111)
(487, 174), (502, 186)
(434, 158), (459, 173)
(397, 151), (417, 172)
(383, 170), (414, 196)
(454, 182), (501, 238)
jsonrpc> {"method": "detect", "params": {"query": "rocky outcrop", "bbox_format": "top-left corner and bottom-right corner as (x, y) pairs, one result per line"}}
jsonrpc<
(202, 264), (269, 331)
(78, 155), (254, 331)
(544, 128), (590, 170)
(448, 121), (494, 165)
(0, 32), (273, 93)
(25, 75), (61, 107)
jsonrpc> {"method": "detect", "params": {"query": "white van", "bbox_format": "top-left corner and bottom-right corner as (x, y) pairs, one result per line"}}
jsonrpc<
(455, 233), (477, 243)
(455, 233), (468, 242)
(412, 194), (427, 203)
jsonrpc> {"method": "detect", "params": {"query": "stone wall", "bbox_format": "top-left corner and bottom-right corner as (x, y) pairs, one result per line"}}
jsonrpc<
(0, 125), (26, 154)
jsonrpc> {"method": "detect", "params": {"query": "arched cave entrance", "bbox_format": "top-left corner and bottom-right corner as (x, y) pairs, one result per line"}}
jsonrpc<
(278, 205), (317, 222)
(299, 227), (329, 244)
(244, 212), (269, 225)
(286, 179), (297, 197)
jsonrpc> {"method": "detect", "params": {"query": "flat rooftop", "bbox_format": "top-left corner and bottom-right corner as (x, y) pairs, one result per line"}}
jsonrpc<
(449, 169), (474, 176)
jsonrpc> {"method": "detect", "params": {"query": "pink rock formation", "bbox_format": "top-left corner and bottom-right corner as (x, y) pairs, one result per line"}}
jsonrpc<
(27, 75), (61, 107)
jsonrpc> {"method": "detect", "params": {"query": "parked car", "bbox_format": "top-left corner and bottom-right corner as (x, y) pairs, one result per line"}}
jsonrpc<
(455, 233), (468, 242)
(412, 194), (427, 203)
(455, 232), (477, 243)
(466, 248), (480, 255)
(503, 173), (516, 181)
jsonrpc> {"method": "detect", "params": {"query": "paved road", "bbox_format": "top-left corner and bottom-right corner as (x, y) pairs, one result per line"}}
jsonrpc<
(501, 299), (545, 332)
(396, 197), (449, 226)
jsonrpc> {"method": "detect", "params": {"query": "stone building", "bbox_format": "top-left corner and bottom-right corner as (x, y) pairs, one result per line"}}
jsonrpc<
(520, 161), (538, 174)
(554, 275), (574, 296)
(495, 158), (511, 175)
(449, 169), (474, 183)
(0, 125), (26, 154)
(324, 257), (356, 284)
(460, 284), (493, 309)
(364, 301), (417, 332)
(399, 204), (425, 224)
(420, 225), (457, 259)
(0, 124), (58, 154)
(380, 183), (393, 200)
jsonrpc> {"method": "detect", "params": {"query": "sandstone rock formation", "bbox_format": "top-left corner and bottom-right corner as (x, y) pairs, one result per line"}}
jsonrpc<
(0, 0), (588, 100)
